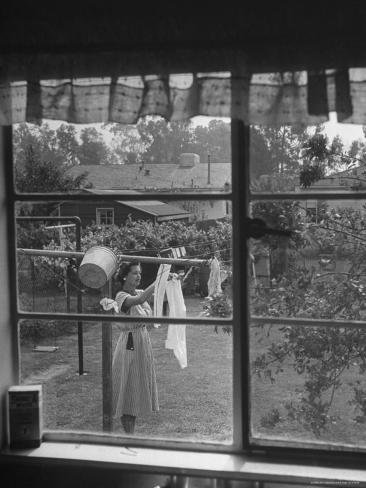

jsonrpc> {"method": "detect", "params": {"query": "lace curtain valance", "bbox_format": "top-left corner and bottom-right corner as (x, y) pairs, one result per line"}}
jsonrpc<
(0, 69), (364, 126)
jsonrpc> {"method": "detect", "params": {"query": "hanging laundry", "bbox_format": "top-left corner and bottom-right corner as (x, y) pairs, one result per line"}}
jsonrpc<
(165, 274), (187, 369)
(207, 256), (222, 297)
(100, 297), (119, 313)
(153, 263), (171, 327)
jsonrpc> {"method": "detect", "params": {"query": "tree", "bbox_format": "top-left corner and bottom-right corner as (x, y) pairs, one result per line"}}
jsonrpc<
(250, 125), (309, 186)
(192, 119), (231, 164)
(78, 127), (111, 165)
(105, 117), (231, 166)
(300, 128), (366, 188)
(13, 122), (64, 168)
(55, 124), (80, 165)
(15, 146), (90, 194)
(137, 117), (195, 164)
(104, 123), (146, 164)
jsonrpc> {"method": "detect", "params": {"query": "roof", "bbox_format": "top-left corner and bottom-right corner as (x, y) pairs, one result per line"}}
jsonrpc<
(83, 189), (191, 220)
(68, 163), (231, 190)
(119, 201), (191, 219)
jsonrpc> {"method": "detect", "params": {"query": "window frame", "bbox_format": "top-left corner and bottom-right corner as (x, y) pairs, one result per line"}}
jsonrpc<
(8, 121), (241, 454)
(96, 207), (114, 226)
(6, 111), (366, 473)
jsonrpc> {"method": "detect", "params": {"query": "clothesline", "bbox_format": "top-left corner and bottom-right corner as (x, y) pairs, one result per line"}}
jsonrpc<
(17, 248), (208, 267)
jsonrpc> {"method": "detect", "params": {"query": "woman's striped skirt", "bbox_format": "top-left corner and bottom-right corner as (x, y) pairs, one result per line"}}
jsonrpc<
(112, 325), (159, 418)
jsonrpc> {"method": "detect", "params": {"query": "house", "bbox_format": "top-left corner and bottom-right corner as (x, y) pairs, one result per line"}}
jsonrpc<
(67, 162), (231, 221)
(58, 189), (192, 226)
(296, 166), (366, 219)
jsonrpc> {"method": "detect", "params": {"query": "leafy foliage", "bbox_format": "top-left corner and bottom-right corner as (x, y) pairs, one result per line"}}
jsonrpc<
(15, 146), (90, 194)
(300, 128), (366, 188)
(251, 206), (366, 435)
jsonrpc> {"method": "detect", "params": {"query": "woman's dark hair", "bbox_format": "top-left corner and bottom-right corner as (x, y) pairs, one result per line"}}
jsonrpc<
(117, 260), (141, 284)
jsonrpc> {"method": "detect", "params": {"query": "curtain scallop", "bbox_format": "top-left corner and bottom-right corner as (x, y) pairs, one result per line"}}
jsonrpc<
(0, 68), (362, 126)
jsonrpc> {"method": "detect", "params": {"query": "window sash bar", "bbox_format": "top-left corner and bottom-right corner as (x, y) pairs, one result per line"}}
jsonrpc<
(251, 315), (366, 329)
(17, 311), (233, 326)
(12, 192), (232, 202)
(250, 191), (366, 200)
(18, 312), (366, 330)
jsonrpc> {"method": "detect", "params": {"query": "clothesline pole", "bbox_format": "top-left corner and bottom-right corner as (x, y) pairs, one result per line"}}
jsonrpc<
(101, 280), (113, 433)
(17, 248), (208, 267)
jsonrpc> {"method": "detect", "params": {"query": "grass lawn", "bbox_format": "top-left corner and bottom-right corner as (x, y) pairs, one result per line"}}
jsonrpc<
(250, 324), (366, 450)
(20, 296), (233, 443)
(20, 290), (366, 449)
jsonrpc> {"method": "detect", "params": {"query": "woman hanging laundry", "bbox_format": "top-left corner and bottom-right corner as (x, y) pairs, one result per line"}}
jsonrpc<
(111, 261), (159, 434)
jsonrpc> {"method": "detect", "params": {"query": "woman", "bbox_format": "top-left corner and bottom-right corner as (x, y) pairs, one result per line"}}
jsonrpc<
(112, 261), (159, 434)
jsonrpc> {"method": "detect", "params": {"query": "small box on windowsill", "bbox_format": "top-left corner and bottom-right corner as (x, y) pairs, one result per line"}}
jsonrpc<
(8, 385), (42, 449)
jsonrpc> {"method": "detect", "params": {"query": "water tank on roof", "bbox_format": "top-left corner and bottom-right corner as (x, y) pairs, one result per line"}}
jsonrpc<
(179, 153), (200, 168)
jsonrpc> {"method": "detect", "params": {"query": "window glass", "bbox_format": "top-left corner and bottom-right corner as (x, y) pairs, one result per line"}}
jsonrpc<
(16, 200), (232, 319)
(13, 116), (231, 193)
(96, 208), (114, 225)
(14, 115), (233, 445)
(249, 117), (366, 452)
(250, 323), (366, 450)
(250, 115), (366, 194)
(20, 319), (233, 443)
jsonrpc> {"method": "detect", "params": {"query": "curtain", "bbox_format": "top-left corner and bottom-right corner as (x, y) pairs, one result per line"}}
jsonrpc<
(0, 69), (361, 126)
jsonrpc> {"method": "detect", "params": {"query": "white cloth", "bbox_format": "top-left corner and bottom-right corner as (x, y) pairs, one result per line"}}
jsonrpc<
(153, 263), (171, 327)
(165, 275), (187, 369)
(207, 256), (222, 297)
(100, 297), (119, 313)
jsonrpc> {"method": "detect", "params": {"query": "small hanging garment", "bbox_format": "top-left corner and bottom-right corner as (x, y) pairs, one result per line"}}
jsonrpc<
(207, 256), (222, 297)
(154, 263), (171, 327)
(100, 297), (119, 313)
(165, 275), (187, 369)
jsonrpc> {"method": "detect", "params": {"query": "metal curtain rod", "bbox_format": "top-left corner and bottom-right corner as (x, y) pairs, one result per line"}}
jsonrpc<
(17, 248), (208, 267)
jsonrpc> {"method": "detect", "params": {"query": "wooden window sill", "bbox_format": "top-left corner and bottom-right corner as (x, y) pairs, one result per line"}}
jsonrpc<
(1, 442), (366, 484)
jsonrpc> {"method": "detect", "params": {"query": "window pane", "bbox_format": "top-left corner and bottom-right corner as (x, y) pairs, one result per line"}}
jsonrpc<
(249, 198), (366, 451)
(19, 319), (233, 443)
(249, 199), (366, 322)
(13, 118), (231, 193)
(250, 322), (366, 451)
(16, 202), (232, 319)
(249, 120), (366, 195)
(96, 208), (114, 225)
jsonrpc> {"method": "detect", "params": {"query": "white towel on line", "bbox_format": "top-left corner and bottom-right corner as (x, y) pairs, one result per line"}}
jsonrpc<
(165, 275), (187, 369)
(153, 263), (171, 327)
(207, 256), (222, 297)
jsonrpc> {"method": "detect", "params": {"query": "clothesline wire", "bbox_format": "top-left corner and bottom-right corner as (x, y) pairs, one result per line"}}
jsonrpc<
(185, 247), (232, 260)
(85, 238), (232, 254)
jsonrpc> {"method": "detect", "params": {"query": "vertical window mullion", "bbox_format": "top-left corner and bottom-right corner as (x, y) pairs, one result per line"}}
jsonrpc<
(231, 118), (250, 451)
(3, 125), (20, 381)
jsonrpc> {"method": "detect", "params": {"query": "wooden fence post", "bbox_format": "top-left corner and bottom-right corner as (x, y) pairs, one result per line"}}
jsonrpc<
(101, 280), (113, 432)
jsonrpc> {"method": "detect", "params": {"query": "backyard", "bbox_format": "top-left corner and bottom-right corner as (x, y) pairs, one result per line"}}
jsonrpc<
(20, 296), (234, 443)
(19, 288), (366, 449)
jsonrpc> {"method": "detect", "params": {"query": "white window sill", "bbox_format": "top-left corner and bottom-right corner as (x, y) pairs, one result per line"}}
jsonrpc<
(1, 443), (366, 484)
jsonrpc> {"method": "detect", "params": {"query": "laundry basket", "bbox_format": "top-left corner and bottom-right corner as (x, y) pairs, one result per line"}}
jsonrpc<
(78, 246), (118, 289)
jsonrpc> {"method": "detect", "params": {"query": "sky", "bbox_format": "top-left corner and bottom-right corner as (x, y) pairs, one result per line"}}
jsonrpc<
(321, 112), (364, 146)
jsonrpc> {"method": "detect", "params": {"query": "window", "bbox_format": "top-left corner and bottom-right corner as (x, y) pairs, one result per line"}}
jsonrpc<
(96, 208), (114, 225)
(13, 109), (234, 449)
(4, 66), (366, 486)
(248, 120), (366, 455)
